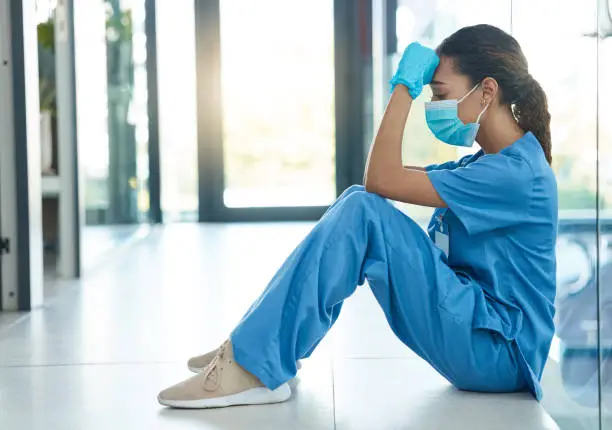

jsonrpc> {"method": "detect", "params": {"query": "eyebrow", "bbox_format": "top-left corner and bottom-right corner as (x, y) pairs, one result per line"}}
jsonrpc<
(430, 80), (446, 86)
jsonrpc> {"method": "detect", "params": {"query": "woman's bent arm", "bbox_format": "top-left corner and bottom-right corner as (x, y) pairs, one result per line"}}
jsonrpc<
(363, 85), (446, 208)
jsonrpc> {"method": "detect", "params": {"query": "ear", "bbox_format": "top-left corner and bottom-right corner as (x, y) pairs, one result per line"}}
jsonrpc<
(481, 77), (499, 106)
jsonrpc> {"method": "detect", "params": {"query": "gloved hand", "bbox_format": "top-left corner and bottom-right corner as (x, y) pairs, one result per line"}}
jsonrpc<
(390, 42), (440, 99)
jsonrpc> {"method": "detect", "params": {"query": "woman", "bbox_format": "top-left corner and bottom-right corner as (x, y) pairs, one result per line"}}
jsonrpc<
(158, 24), (557, 409)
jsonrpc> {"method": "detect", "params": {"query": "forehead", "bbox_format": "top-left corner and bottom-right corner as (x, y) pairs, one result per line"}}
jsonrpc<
(431, 56), (469, 88)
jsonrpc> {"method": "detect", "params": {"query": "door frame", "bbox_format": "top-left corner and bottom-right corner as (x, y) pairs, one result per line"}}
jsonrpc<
(194, 0), (373, 222)
(0, 0), (44, 310)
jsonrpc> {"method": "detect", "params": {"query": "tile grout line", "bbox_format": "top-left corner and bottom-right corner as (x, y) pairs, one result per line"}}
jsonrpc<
(332, 358), (337, 430)
(0, 356), (421, 370)
(0, 360), (184, 369)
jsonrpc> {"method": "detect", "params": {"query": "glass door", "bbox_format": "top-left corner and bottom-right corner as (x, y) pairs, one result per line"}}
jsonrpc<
(195, 0), (347, 221)
(76, 0), (150, 227)
(599, 0), (612, 426)
(218, 0), (336, 209)
(74, 0), (154, 270)
(513, 0), (601, 428)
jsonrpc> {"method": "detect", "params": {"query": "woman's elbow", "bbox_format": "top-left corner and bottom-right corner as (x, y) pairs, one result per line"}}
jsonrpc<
(363, 176), (383, 195)
(364, 182), (377, 194)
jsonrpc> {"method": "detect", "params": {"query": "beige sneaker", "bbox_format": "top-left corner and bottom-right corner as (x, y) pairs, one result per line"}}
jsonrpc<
(159, 340), (291, 409)
(188, 342), (302, 373)
(187, 344), (224, 373)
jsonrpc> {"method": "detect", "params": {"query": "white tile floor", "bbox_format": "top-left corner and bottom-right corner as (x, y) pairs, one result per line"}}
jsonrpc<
(0, 224), (559, 430)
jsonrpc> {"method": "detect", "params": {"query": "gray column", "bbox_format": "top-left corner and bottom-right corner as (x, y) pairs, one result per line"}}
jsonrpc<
(55, 0), (81, 278)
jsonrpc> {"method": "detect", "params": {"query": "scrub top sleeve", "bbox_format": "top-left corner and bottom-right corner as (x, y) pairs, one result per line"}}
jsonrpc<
(427, 154), (533, 235)
(425, 152), (483, 172)
(425, 160), (459, 172)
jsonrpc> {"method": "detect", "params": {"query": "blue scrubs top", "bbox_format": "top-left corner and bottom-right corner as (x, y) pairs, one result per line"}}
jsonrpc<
(426, 132), (558, 399)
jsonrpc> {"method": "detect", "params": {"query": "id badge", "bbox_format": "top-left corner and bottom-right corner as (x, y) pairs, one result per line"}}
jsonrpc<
(435, 224), (449, 258)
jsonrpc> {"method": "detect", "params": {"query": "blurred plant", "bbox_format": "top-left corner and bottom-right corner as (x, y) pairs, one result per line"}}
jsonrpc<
(104, 1), (134, 95)
(105, 0), (133, 43)
(37, 17), (54, 50)
(37, 17), (56, 114)
(35, 3), (134, 116)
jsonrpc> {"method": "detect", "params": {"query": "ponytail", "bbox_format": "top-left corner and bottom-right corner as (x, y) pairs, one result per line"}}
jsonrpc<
(513, 76), (552, 165)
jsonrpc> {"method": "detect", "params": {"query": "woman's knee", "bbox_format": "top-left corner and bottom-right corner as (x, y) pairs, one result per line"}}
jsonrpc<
(338, 185), (366, 200)
(330, 186), (401, 225)
(339, 187), (385, 211)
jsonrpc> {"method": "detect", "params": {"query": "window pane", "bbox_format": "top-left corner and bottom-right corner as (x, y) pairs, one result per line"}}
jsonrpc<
(157, 0), (198, 221)
(76, 0), (150, 226)
(219, 0), (336, 208)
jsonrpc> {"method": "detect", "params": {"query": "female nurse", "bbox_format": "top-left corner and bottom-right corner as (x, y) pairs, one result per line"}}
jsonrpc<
(158, 24), (558, 409)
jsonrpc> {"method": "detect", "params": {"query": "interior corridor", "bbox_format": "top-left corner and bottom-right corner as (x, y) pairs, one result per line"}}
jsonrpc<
(0, 224), (561, 430)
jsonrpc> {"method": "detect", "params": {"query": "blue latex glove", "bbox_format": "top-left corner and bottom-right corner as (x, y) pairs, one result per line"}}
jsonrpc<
(390, 42), (440, 99)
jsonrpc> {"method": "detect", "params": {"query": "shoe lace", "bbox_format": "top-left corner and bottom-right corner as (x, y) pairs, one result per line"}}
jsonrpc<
(202, 341), (230, 392)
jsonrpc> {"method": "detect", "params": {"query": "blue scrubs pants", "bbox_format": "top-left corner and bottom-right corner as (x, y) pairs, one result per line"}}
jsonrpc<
(231, 186), (527, 394)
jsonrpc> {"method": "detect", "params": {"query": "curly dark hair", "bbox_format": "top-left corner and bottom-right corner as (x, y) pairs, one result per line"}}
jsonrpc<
(437, 24), (552, 165)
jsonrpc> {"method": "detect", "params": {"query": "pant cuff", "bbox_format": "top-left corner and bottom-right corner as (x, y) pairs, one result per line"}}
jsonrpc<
(231, 337), (284, 390)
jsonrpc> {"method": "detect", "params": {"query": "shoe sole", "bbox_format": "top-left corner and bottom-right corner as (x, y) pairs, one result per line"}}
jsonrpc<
(158, 383), (292, 409)
(189, 360), (302, 374)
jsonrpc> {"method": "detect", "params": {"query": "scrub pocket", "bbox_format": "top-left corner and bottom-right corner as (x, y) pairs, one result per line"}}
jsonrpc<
(437, 279), (524, 342)
(472, 294), (524, 341)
